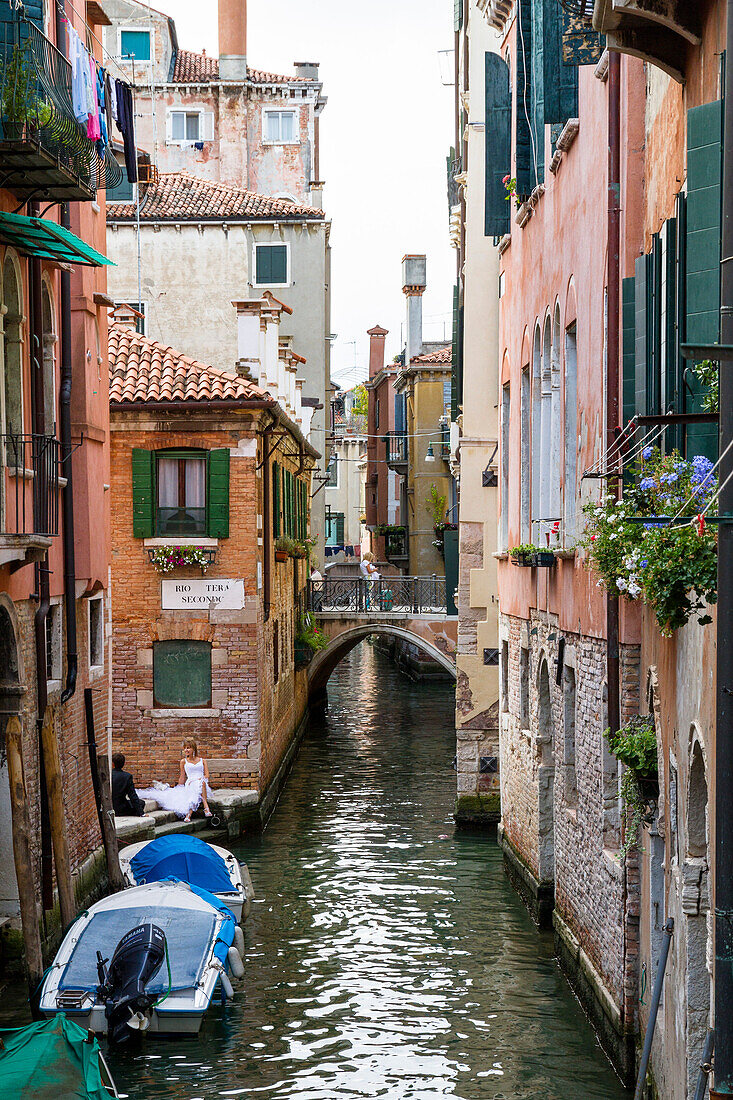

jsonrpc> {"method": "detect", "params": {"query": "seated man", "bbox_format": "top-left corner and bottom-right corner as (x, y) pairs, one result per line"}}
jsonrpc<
(111, 752), (145, 817)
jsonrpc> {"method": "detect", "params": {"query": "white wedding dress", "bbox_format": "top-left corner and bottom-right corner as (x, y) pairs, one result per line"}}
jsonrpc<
(136, 759), (214, 820)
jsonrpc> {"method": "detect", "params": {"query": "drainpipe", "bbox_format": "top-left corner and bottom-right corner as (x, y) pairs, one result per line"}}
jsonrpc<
(606, 53), (621, 743)
(263, 417), (275, 621)
(713, 0), (733, 1093)
(28, 204), (53, 911)
(54, 10), (77, 705)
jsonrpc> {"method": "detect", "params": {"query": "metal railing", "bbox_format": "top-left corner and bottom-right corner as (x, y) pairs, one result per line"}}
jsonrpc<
(385, 431), (408, 467)
(0, 14), (121, 199)
(2, 432), (61, 537)
(308, 575), (447, 615)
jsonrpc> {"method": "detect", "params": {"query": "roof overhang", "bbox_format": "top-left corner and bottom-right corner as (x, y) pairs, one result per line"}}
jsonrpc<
(0, 212), (114, 266)
(592, 0), (700, 82)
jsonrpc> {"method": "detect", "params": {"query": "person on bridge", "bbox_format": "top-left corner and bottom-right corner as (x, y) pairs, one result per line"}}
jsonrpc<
(360, 552), (380, 609)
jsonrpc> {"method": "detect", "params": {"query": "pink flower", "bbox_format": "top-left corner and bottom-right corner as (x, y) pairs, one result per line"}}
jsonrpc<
(503, 174), (510, 184)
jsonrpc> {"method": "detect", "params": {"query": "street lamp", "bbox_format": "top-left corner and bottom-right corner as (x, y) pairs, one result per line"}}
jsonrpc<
(425, 441), (436, 463)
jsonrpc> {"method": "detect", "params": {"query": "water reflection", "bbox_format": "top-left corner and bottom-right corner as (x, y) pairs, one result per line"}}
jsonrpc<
(7, 642), (630, 1098)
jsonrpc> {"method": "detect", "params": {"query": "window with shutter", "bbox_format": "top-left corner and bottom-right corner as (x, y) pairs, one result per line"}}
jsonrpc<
(634, 253), (651, 417)
(543, 0), (578, 125)
(530, 0), (545, 185)
(255, 244), (288, 286)
(273, 461), (281, 537)
(561, 9), (605, 65)
(206, 448), (230, 538)
(485, 52), (511, 238)
(451, 283), (463, 420)
(685, 100), (722, 461)
(336, 513), (345, 544)
(622, 276), (636, 427)
(454, 0), (462, 31)
(131, 448), (155, 537)
(515, 0), (533, 198)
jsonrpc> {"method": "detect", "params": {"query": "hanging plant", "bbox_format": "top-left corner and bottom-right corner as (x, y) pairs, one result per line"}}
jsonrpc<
(581, 447), (718, 635)
(691, 359), (719, 413)
(605, 717), (658, 860)
(148, 545), (212, 573)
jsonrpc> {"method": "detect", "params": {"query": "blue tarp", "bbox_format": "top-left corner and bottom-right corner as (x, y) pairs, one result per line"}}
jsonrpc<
(184, 881), (237, 965)
(130, 835), (234, 895)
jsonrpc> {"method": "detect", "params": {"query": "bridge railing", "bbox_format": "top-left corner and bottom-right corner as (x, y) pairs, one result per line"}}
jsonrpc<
(308, 576), (447, 615)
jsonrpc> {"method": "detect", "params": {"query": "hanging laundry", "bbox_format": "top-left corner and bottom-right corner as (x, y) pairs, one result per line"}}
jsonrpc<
(108, 73), (118, 125)
(115, 79), (137, 182)
(68, 25), (89, 124)
(97, 68), (109, 145)
(87, 56), (100, 141)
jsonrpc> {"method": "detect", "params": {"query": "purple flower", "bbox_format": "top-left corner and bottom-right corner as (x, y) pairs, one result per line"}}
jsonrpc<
(642, 446), (653, 460)
(640, 559), (648, 568)
(640, 477), (656, 492)
(661, 472), (679, 484)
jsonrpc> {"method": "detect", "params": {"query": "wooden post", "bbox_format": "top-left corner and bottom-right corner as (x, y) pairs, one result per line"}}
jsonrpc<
(40, 707), (75, 928)
(96, 751), (125, 892)
(5, 716), (44, 990)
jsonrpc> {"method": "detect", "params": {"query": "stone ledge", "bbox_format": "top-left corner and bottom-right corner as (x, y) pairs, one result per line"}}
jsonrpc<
(149, 707), (221, 718)
(114, 814), (156, 842)
(498, 823), (554, 928)
(455, 793), (500, 828)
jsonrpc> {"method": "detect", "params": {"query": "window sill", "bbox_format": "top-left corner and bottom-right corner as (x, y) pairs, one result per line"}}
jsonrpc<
(497, 233), (511, 255)
(252, 282), (290, 290)
(88, 664), (105, 683)
(143, 537), (219, 547)
(554, 548), (576, 560)
(493, 551), (509, 560)
(149, 707), (221, 718)
(166, 140), (210, 148)
(262, 139), (300, 146)
(47, 678), (62, 695)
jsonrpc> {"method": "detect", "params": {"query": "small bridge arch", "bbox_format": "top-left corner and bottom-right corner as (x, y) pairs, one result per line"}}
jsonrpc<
(308, 621), (457, 699)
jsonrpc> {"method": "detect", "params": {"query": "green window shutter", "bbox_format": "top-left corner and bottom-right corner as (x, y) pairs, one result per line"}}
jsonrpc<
(561, 9), (605, 65)
(530, 0), (545, 184)
(257, 245), (288, 285)
(273, 461), (280, 537)
(454, 0), (462, 31)
(451, 283), (463, 420)
(131, 448), (154, 537)
(622, 276), (636, 426)
(648, 234), (662, 416)
(336, 513), (344, 544)
(543, 0), (578, 125)
(271, 245), (288, 284)
(634, 253), (650, 416)
(662, 218), (679, 439)
(515, 0), (533, 198)
(206, 448), (230, 538)
(685, 99), (721, 461)
(484, 53), (511, 238)
(256, 246), (271, 284)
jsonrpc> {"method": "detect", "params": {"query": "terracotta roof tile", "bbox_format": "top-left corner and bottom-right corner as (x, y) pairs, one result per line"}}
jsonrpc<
(171, 49), (311, 85)
(107, 171), (325, 222)
(412, 345), (452, 364)
(109, 323), (270, 406)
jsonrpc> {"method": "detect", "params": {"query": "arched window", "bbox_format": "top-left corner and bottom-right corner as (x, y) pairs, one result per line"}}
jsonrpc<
(564, 322), (578, 539)
(41, 279), (56, 435)
(2, 255), (24, 437)
(688, 741), (708, 860)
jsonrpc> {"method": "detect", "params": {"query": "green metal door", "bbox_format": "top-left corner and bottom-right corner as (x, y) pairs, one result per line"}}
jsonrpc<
(443, 528), (459, 616)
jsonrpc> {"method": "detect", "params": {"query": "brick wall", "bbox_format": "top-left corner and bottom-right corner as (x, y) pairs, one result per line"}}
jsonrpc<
(110, 412), (309, 799)
(500, 609), (641, 1029)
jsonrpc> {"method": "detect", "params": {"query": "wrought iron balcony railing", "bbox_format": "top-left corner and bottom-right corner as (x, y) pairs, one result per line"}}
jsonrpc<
(2, 432), (62, 538)
(385, 431), (408, 469)
(0, 14), (122, 201)
(308, 575), (447, 616)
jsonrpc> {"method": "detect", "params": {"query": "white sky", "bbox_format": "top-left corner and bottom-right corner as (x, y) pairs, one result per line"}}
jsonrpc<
(150, 0), (456, 385)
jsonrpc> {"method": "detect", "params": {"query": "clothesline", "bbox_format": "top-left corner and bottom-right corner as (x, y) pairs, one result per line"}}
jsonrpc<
(52, 0), (131, 84)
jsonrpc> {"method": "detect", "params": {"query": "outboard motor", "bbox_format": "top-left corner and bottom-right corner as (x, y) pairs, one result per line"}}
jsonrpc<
(97, 923), (166, 1046)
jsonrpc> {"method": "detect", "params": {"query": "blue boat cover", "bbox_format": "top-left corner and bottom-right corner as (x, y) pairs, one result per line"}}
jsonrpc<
(183, 881), (237, 966)
(130, 835), (234, 895)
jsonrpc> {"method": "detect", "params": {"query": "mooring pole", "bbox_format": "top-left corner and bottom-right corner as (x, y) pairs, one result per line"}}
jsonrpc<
(634, 919), (674, 1100)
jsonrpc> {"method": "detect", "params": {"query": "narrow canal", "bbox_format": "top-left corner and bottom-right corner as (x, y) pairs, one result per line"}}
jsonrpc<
(6, 643), (631, 1098)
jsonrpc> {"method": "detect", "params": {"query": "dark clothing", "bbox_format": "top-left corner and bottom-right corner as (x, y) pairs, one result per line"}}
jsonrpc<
(112, 767), (144, 817)
(114, 79), (137, 182)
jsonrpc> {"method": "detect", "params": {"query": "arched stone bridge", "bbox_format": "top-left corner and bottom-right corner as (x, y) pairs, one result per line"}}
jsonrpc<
(306, 577), (457, 698)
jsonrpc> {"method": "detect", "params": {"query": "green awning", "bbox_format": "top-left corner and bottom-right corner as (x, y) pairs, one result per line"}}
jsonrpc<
(0, 212), (114, 266)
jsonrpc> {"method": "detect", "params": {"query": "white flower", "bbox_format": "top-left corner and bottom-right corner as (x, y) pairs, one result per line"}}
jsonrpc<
(628, 583), (641, 598)
(608, 514), (617, 524)
(617, 578), (628, 591)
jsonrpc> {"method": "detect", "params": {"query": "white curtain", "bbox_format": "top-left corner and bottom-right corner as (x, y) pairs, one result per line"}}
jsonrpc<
(185, 459), (205, 508)
(158, 458), (178, 507)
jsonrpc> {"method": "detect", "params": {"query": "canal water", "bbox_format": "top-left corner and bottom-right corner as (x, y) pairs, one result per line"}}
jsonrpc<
(5, 643), (631, 1098)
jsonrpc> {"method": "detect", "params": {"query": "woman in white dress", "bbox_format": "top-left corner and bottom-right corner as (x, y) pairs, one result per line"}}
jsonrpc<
(136, 738), (214, 822)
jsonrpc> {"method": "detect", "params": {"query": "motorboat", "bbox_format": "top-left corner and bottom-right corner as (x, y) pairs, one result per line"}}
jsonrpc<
(39, 880), (242, 1042)
(118, 834), (254, 924)
(0, 1016), (118, 1097)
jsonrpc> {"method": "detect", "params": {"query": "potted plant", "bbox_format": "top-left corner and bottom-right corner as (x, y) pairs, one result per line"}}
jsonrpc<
(294, 613), (329, 669)
(274, 536), (292, 562)
(533, 548), (556, 568)
(604, 716), (659, 859)
(510, 544), (537, 567)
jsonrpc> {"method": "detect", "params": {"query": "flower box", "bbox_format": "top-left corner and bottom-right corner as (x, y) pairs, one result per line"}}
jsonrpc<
(533, 551), (556, 568)
(147, 545), (216, 573)
(294, 641), (314, 669)
(511, 551), (535, 567)
(275, 549), (288, 563)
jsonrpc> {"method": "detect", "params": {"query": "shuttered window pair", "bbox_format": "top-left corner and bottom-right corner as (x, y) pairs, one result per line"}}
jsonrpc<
(484, 1), (604, 238)
(131, 448), (230, 538)
(272, 462), (308, 540)
(621, 100), (721, 462)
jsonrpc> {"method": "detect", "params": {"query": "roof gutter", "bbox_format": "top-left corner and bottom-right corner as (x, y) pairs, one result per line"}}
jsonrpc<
(110, 396), (320, 459)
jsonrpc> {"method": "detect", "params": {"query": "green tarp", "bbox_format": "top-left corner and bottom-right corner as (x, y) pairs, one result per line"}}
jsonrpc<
(0, 212), (114, 266)
(0, 1017), (113, 1099)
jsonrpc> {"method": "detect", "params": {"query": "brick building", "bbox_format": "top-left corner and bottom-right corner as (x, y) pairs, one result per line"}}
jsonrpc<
(109, 295), (317, 816)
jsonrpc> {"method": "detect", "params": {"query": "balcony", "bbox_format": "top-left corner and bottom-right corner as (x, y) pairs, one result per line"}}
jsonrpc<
(0, 15), (122, 201)
(384, 526), (408, 565)
(385, 431), (408, 472)
(1, 433), (61, 568)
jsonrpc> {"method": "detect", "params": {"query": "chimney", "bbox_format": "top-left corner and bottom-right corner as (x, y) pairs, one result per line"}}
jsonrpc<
(294, 60), (319, 81)
(367, 324), (388, 380)
(219, 0), (247, 82)
(402, 254), (426, 365)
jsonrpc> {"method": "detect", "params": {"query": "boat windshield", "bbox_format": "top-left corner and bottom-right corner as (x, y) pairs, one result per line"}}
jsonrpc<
(58, 905), (218, 993)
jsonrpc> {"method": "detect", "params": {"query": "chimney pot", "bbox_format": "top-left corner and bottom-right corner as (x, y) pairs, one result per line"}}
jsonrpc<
(294, 61), (320, 80)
